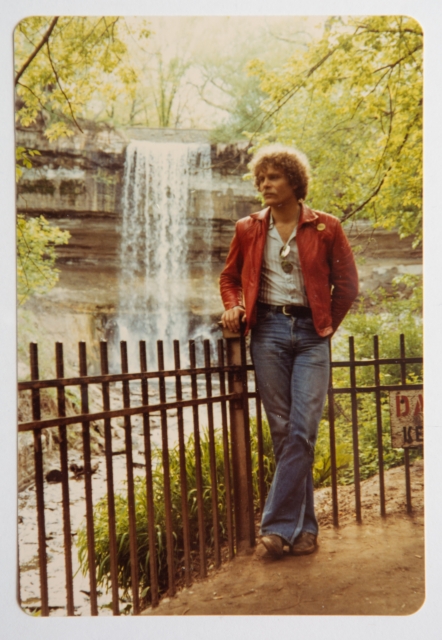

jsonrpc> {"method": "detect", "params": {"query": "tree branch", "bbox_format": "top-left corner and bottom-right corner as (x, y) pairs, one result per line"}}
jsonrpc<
(374, 83), (394, 177)
(16, 81), (49, 115)
(250, 45), (339, 138)
(373, 44), (423, 74)
(197, 93), (233, 114)
(15, 17), (59, 85)
(46, 40), (84, 133)
(187, 78), (234, 114)
(350, 67), (392, 121)
(353, 25), (423, 37)
(341, 110), (421, 222)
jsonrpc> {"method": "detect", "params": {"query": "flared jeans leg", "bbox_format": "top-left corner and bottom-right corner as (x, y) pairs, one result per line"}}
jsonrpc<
(251, 312), (330, 546)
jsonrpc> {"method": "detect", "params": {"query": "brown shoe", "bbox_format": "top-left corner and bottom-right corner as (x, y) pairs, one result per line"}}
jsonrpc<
(260, 534), (284, 559)
(290, 532), (318, 556)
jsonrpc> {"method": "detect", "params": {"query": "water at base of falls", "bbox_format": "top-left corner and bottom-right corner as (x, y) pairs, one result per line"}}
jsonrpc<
(114, 139), (214, 369)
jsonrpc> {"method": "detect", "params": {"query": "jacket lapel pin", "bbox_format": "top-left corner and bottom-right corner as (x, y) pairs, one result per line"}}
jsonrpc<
(317, 223), (326, 231)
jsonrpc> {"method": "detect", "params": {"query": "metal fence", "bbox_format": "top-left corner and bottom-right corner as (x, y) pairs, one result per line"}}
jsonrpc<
(17, 332), (423, 616)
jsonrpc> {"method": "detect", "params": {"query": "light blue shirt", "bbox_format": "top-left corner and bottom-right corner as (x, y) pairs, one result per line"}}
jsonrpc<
(258, 221), (309, 307)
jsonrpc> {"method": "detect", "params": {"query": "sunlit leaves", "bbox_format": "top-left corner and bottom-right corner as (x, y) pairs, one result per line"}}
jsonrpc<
(14, 16), (128, 139)
(248, 15), (422, 244)
(16, 147), (40, 180)
(17, 215), (70, 304)
(44, 121), (76, 142)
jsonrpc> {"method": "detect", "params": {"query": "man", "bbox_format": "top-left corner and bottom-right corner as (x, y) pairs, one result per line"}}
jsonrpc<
(220, 144), (358, 559)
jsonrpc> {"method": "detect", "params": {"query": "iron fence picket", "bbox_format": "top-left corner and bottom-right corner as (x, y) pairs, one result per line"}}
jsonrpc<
(240, 336), (255, 544)
(173, 340), (192, 587)
(120, 341), (140, 614)
(189, 340), (207, 578)
(400, 334), (413, 513)
(327, 339), (339, 528)
(217, 340), (234, 560)
(349, 337), (362, 523)
(78, 342), (98, 615)
(254, 372), (266, 517)
(55, 343), (75, 615)
(99, 341), (120, 615)
(139, 341), (159, 608)
(204, 340), (221, 568)
(29, 342), (49, 616)
(373, 336), (386, 517)
(157, 341), (176, 596)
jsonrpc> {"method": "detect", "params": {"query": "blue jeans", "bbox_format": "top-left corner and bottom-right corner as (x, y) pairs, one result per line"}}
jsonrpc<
(251, 307), (330, 545)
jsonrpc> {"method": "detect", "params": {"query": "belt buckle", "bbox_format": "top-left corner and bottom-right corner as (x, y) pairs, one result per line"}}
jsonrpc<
(282, 305), (291, 316)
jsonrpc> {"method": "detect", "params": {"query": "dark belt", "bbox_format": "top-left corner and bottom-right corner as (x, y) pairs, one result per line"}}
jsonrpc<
(257, 302), (312, 318)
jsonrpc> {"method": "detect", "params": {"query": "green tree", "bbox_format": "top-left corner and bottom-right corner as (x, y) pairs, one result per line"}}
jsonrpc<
(248, 16), (423, 245)
(133, 51), (192, 128)
(14, 17), (142, 302)
(14, 16), (132, 139)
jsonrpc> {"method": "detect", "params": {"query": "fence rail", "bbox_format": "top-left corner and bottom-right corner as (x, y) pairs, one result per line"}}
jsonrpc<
(17, 332), (423, 616)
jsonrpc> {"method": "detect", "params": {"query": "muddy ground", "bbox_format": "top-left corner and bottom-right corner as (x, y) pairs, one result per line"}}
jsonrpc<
(142, 460), (425, 616)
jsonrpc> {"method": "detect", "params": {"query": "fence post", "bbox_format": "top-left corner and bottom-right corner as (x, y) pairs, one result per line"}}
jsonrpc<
(223, 328), (255, 553)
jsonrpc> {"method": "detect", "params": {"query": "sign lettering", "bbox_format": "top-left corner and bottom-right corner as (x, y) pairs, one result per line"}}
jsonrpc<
(389, 391), (423, 449)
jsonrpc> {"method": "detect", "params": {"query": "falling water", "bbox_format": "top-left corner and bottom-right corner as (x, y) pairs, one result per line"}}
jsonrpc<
(18, 142), (219, 615)
(116, 139), (213, 367)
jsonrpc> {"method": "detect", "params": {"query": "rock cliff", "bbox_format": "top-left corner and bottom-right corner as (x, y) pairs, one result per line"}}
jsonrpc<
(16, 122), (422, 363)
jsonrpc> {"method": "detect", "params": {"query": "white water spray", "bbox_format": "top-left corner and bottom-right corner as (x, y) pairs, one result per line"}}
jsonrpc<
(116, 139), (213, 366)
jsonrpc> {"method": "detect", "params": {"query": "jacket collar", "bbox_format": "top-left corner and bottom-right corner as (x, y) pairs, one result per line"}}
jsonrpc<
(250, 207), (270, 222)
(250, 203), (318, 227)
(298, 203), (318, 227)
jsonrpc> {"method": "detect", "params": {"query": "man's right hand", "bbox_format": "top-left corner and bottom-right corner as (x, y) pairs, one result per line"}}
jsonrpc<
(221, 306), (246, 333)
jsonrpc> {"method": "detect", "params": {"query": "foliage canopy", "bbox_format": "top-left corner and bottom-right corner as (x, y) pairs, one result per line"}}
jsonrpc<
(247, 16), (423, 245)
(14, 16), (131, 139)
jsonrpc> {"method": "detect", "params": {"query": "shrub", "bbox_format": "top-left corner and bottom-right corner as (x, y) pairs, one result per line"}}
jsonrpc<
(77, 426), (231, 606)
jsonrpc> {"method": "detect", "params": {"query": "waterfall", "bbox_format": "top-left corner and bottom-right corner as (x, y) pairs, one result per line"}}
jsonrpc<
(116, 139), (213, 367)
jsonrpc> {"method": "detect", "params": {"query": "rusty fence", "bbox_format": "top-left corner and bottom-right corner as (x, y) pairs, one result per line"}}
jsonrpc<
(17, 332), (423, 616)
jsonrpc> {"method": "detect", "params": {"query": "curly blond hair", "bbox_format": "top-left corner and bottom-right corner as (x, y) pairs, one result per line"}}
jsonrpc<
(249, 144), (311, 201)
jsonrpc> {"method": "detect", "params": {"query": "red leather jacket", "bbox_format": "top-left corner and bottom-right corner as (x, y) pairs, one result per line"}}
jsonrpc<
(220, 204), (359, 337)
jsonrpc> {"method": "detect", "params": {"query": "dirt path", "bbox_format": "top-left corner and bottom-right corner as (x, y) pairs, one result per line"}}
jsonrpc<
(142, 461), (425, 616)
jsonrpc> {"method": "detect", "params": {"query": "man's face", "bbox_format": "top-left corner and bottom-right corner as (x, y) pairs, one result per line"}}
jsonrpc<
(256, 164), (296, 207)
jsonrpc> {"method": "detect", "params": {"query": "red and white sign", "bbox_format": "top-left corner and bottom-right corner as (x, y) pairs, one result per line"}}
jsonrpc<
(389, 390), (423, 448)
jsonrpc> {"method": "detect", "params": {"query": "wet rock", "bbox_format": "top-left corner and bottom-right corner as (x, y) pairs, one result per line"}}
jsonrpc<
(69, 462), (99, 479)
(45, 469), (63, 483)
